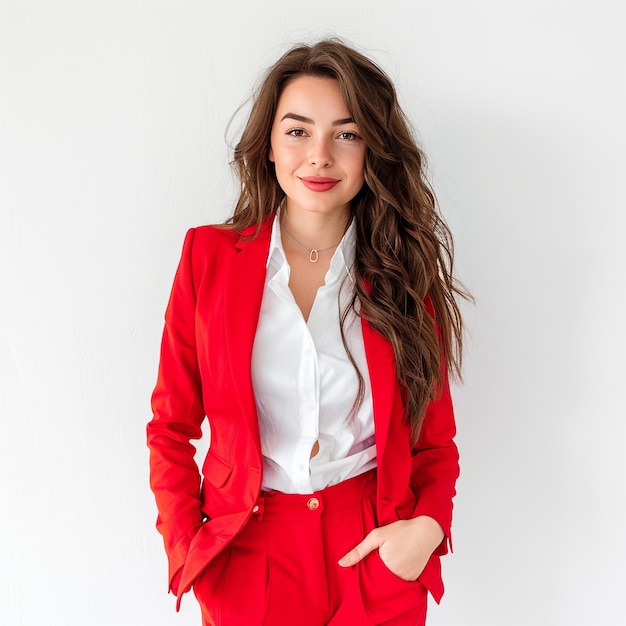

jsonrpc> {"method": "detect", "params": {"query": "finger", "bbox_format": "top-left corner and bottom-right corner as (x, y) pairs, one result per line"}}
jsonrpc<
(338, 530), (381, 567)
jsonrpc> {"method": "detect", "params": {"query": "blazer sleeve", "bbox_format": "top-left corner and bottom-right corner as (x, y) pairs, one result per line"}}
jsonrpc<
(410, 363), (459, 556)
(147, 228), (206, 593)
(410, 297), (460, 556)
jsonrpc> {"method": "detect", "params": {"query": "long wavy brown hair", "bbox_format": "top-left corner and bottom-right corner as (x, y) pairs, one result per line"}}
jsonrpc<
(226, 39), (469, 443)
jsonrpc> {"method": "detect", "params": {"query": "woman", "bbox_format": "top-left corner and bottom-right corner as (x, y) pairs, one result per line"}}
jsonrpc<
(148, 38), (467, 626)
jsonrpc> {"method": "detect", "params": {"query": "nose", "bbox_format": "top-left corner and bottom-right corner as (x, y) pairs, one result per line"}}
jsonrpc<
(308, 136), (333, 168)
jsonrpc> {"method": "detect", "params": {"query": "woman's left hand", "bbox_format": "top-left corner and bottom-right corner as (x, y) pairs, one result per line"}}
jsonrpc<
(338, 515), (444, 581)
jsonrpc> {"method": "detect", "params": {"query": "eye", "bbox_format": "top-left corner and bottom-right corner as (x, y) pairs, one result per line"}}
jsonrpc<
(286, 128), (308, 138)
(337, 131), (361, 142)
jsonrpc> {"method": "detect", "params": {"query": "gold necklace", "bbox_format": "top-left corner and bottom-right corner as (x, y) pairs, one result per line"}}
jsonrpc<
(281, 222), (341, 263)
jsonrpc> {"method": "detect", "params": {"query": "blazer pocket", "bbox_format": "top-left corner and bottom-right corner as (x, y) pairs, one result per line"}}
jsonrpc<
(202, 449), (234, 489)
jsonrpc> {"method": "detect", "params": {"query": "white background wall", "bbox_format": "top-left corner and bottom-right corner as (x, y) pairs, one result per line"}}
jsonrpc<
(1, 1), (625, 624)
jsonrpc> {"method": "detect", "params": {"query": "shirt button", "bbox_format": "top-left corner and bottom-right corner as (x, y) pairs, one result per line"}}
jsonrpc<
(252, 505), (259, 513)
(307, 497), (320, 511)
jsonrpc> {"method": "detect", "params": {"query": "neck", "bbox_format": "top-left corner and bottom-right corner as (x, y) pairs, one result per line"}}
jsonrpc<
(281, 205), (350, 251)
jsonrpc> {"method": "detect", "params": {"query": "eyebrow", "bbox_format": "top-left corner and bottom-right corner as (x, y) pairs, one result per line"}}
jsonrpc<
(280, 113), (355, 126)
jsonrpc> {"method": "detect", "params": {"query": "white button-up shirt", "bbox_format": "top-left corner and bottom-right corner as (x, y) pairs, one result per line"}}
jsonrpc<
(251, 215), (376, 494)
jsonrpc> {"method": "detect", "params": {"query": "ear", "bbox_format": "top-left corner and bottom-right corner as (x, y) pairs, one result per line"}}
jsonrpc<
(268, 145), (274, 163)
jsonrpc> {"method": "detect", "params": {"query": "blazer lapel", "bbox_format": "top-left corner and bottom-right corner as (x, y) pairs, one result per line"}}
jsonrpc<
(223, 219), (273, 442)
(361, 305), (397, 466)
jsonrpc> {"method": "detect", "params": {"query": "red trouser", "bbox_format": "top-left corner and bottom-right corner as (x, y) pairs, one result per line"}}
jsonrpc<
(193, 470), (427, 625)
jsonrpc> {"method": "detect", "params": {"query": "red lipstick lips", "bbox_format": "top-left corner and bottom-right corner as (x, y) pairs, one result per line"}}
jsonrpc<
(300, 176), (340, 192)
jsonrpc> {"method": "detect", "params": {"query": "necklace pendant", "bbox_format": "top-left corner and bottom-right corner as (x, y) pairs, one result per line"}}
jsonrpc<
(309, 249), (319, 263)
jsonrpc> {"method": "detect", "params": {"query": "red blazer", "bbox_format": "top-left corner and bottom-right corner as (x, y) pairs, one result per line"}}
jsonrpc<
(147, 218), (459, 609)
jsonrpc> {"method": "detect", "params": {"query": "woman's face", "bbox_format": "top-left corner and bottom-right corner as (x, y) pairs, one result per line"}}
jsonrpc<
(269, 75), (366, 221)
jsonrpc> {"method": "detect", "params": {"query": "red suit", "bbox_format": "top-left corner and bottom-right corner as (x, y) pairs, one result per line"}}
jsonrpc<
(147, 218), (459, 613)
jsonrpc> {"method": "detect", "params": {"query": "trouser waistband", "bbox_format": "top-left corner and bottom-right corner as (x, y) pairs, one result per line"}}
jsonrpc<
(252, 468), (377, 522)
